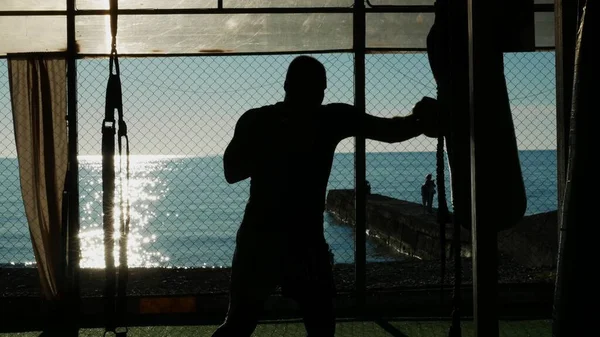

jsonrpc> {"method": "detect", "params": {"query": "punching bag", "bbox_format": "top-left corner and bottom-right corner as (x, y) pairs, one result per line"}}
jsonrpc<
(553, 1), (596, 336)
(426, 0), (527, 231)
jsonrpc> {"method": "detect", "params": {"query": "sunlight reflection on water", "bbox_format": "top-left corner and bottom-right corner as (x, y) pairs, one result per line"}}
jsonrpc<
(78, 155), (173, 268)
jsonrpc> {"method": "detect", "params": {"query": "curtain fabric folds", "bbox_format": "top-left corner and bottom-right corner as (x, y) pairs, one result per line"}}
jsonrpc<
(8, 55), (68, 300)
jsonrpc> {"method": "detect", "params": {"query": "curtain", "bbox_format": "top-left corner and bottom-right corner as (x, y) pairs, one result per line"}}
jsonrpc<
(8, 55), (68, 301)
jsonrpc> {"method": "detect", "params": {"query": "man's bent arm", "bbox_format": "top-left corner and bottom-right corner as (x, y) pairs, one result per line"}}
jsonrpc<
(223, 111), (256, 183)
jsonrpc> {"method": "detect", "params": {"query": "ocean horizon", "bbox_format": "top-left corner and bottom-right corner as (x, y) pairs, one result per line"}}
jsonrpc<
(0, 150), (557, 269)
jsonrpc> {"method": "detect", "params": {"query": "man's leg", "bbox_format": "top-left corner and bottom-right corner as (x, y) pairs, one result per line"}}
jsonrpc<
(211, 294), (265, 337)
(212, 235), (277, 337)
(284, 238), (336, 337)
(297, 295), (336, 337)
(428, 194), (434, 212)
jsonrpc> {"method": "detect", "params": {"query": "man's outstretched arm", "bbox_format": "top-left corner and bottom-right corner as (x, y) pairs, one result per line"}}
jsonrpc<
(363, 113), (424, 143)
(367, 97), (440, 143)
(223, 110), (256, 184)
(336, 97), (440, 143)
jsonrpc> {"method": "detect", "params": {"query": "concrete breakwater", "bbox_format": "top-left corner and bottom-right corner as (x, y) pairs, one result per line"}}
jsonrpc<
(325, 189), (471, 260)
(325, 189), (557, 267)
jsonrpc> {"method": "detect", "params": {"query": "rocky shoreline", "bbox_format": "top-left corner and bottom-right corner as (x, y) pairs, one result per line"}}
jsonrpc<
(2, 254), (554, 298)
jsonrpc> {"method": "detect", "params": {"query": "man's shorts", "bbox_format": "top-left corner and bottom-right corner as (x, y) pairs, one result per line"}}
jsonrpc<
(229, 229), (336, 302)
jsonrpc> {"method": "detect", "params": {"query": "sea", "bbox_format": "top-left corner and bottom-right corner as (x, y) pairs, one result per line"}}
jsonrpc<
(0, 150), (557, 269)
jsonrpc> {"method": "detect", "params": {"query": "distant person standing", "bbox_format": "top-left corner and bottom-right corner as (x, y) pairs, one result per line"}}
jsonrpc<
(212, 55), (440, 337)
(421, 173), (436, 213)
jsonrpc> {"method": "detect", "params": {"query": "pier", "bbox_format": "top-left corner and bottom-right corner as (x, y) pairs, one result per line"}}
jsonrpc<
(325, 189), (557, 267)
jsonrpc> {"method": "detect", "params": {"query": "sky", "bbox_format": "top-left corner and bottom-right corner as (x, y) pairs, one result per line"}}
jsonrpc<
(0, 51), (556, 158)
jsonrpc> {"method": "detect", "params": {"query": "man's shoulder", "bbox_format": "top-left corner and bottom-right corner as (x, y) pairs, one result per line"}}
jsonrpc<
(244, 103), (278, 114)
(240, 103), (281, 121)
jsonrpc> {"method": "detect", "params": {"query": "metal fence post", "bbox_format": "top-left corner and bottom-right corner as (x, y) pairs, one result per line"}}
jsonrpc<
(66, 0), (81, 327)
(353, 0), (367, 314)
(554, 0), (583, 240)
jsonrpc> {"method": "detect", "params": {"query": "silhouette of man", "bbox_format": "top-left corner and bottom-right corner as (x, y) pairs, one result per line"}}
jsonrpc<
(421, 173), (436, 213)
(213, 55), (439, 337)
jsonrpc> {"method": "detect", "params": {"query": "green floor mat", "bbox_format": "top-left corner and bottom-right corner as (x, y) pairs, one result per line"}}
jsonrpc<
(0, 320), (551, 337)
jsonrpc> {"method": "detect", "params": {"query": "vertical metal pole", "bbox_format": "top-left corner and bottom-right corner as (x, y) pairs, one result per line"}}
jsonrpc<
(553, 3), (589, 336)
(554, 0), (581, 238)
(353, 0), (367, 314)
(468, 0), (499, 335)
(66, 0), (81, 318)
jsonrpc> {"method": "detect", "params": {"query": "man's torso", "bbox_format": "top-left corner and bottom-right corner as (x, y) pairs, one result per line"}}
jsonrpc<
(240, 101), (358, 234)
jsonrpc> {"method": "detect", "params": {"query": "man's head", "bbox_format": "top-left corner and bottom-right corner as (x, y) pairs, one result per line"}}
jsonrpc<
(284, 55), (327, 106)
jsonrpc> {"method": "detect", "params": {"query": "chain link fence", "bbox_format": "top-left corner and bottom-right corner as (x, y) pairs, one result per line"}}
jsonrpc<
(358, 51), (558, 291)
(0, 60), (34, 270)
(75, 53), (359, 295)
(499, 51), (557, 283)
(1, 50), (558, 299)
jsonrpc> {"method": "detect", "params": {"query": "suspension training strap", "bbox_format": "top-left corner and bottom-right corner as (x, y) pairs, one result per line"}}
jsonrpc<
(428, 1), (461, 336)
(103, 0), (130, 336)
(102, 53), (117, 336)
(102, 58), (117, 335)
